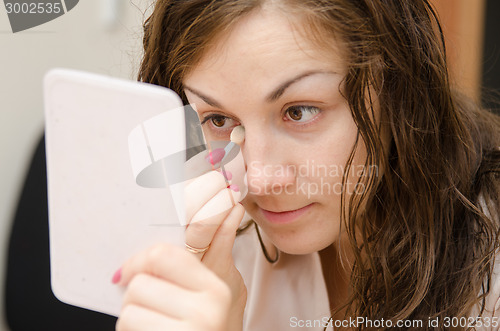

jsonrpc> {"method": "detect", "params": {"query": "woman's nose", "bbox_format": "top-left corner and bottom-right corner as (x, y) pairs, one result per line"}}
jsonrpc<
(242, 130), (297, 196)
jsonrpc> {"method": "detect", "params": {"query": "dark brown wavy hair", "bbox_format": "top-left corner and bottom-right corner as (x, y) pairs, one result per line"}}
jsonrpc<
(138, 0), (500, 329)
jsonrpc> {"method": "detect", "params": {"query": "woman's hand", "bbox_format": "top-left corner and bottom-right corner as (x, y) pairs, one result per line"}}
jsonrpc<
(184, 170), (248, 329)
(116, 168), (247, 330)
(115, 244), (233, 331)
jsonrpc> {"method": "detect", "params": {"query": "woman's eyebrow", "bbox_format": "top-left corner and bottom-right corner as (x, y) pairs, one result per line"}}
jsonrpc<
(184, 70), (337, 109)
(266, 70), (337, 102)
(183, 86), (224, 109)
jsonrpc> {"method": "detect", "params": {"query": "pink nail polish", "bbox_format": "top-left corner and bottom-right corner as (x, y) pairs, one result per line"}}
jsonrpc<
(204, 148), (225, 165)
(229, 184), (239, 192)
(112, 268), (122, 284)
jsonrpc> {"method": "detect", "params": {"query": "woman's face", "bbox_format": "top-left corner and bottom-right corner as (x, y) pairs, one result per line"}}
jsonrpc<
(183, 7), (369, 254)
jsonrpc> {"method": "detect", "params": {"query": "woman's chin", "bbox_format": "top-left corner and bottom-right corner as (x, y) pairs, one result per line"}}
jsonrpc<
(256, 222), (339, 256)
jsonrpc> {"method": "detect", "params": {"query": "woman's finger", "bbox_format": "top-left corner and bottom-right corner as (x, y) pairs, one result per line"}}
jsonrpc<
(190, 187), (240, 224)
(119, 273), (232, 330)
(115, 244), (234, 331)
(185, 187), (240, 259)
(117, 304), (186, 331)
(184, 208), (230, 260)
(122, 273), (197, 320)
(202, 203), (245, 267)
(116, 244), (221, 293)
(184, 171), (227, 222)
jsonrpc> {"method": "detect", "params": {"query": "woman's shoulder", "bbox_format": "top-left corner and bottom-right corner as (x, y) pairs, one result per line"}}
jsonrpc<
(470, 252), (500, 331)
(471, 193), (500, 330)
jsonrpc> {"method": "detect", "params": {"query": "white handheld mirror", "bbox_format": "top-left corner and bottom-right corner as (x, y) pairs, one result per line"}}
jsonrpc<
(44, 69), (186, 316)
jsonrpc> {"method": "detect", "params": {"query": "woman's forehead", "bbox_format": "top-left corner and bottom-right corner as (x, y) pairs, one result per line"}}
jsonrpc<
(184, 6), (345, 85)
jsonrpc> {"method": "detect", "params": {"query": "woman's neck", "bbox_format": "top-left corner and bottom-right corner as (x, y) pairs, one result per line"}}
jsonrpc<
(318, 232), (354, 319)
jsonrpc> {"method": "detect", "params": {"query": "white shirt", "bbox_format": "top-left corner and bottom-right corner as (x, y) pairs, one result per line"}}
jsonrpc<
(233, 224), (332, 330)
(470, 252), (500, 331)
(233, 223), (500, 331)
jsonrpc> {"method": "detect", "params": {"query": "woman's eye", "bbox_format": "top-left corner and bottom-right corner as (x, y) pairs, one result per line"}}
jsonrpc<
(201, 114), (237, 130)
(284, 105), (320, 123)
(211, 116), (227, 127)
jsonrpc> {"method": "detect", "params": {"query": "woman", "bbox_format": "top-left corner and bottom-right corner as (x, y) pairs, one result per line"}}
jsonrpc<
(113, 0), (500, 329)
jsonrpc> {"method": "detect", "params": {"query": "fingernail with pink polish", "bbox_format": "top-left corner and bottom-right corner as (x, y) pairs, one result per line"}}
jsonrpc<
(229, 184), (239, 192)
(204, 148), (225, 165)
(111, 268), (122, 284)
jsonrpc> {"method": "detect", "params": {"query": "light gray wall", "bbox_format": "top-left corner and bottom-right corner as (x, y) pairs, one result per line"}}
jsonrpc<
(0, 1), (152, 329)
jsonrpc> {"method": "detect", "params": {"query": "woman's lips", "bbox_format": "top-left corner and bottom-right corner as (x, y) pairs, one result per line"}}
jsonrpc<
(260, 203), (314, 224)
